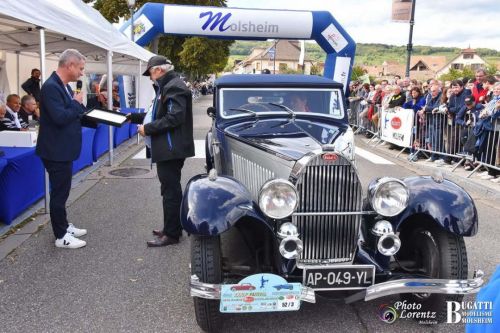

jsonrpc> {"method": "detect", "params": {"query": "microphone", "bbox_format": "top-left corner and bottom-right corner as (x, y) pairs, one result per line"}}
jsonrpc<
(76, 80), (82, 93)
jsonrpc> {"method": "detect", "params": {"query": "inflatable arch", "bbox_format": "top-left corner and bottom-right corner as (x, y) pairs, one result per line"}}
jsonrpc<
(121, 3), (356, 91)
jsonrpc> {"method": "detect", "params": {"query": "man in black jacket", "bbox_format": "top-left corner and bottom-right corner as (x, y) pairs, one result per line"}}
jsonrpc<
(21, 68), (41, 102)
(129, 55), (194, 247)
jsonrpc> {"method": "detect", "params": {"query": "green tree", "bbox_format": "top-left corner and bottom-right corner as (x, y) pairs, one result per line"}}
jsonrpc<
(84, 0), (233, 79)
(350, 65), (367, 81)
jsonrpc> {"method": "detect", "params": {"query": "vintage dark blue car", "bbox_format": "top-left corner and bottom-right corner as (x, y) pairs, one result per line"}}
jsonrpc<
(182, 74), (484, 332)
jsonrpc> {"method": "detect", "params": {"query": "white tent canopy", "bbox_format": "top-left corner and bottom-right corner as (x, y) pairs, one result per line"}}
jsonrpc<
(0, 0), (155, 109)
(0, 0), (154, 62)
(0, 0), (156, 212)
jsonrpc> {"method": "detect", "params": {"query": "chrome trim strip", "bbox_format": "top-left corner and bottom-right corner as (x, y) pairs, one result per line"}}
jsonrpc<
(190, 275), (221, 300)
(293, 211), (376, 216)
(365, 270), (485, 301)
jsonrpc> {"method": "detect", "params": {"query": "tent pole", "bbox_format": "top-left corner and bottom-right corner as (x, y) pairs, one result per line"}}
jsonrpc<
(136, 60), (141, 144)
(107, 50), (114, 166)
(16, 51), (20, 95)
(38, 27), (49, 213)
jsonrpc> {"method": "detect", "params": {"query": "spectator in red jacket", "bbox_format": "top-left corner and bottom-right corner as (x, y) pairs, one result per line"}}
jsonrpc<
(471, 68), (488, 104)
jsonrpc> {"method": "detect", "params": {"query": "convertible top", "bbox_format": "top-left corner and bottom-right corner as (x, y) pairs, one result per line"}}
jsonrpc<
(215, 74), (344, 89)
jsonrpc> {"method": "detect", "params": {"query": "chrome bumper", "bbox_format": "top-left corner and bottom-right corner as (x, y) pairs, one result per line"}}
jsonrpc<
(191, 270), (484, 304)
(190, 275), (316, 303)
(364, 270), (485, 301)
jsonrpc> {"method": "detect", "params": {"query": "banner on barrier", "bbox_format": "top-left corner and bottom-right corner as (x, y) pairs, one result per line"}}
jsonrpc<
(380, 108), (414, 147)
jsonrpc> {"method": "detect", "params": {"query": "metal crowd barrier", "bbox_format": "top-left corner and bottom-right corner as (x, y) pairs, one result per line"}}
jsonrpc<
(348, 99), (380, 138)
(387, 110), (500, 177)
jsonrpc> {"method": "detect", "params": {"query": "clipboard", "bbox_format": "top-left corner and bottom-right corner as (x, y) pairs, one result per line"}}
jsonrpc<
(82, 108), (128, 127)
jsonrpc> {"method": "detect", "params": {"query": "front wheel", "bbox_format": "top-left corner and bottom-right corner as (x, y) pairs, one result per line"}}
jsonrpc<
(191, 236), (223, 332)
(398, 225), (468, 323)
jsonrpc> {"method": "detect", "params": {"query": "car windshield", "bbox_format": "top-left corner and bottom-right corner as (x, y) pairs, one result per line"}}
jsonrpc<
(220, 88), (344, 119)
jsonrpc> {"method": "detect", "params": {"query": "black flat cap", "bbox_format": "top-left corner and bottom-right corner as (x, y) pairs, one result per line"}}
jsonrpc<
(142, 55), (171, 76)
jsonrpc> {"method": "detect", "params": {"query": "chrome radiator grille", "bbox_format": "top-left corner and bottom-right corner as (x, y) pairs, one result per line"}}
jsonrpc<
(293, 154), (362, 264)
(232, 153), (275, 200)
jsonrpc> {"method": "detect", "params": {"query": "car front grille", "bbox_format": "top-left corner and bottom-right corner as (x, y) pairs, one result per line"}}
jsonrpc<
(293, 154), (362, 265)
(232, 153), (275, 200)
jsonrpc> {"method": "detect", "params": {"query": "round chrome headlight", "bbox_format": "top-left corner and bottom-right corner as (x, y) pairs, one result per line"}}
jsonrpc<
(258, 179), (298, 219)
(371, 178), (409, 217)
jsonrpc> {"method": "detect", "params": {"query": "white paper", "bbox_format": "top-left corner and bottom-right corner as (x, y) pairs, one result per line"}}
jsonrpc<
(86, 109), (127, 125)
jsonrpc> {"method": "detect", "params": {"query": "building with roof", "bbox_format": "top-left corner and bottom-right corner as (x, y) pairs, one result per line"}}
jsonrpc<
(233, 40), (315, 75)
(436, 48), (487, 77)
(361, 56), (447, 81)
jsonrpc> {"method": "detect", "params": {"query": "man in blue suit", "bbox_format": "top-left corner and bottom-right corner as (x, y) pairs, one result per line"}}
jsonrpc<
(36, 49), (88, 249)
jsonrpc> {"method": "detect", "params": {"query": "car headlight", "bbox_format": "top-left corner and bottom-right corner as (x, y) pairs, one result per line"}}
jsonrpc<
(333, 127), (355, 161)
(370, 178), (409, 217)
(258, 179), (298, 219)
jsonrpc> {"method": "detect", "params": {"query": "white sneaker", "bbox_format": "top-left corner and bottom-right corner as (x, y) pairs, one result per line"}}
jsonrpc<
(481, 174), (494, 180)
(67, 223), (87, 237)
(479, 171), (489, 176)
(55, 233), (86, 249)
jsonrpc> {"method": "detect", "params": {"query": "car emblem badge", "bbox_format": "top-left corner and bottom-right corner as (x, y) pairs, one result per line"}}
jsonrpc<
(322, 153), (338, 161)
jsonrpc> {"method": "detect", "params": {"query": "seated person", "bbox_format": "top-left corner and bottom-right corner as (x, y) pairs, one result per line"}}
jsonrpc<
(19, 95), (40, 124)
(4, 94), (29, 130)
(0, 102), (27, 131)
(288, 93), (311, 112)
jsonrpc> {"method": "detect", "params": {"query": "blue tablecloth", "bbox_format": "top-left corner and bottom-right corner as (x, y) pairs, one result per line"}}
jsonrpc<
(73, 127), (95, 174)
(0, 147), (44, 224)
(0, 156), (7, 174)
(113, 122), (130, 148)
(92, 124), (110, 161)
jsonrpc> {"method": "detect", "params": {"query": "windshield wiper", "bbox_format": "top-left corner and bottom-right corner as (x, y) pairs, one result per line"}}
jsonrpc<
(266, 103), (324, 146)
(229, 108), (258, 117)
(268, 103), (296, 120)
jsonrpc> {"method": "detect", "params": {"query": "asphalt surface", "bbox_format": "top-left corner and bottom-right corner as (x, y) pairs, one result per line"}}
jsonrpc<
(0, 95), (499, 333)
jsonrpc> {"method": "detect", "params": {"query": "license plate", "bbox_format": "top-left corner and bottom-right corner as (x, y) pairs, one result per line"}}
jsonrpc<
(303, 265), (375, 290)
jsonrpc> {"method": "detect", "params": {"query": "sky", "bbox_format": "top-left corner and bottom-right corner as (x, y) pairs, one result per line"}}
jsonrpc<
(226, 0), (500, 51)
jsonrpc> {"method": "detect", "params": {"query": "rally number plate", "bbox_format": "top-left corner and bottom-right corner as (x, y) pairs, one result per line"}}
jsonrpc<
(303, 265), (375, 290)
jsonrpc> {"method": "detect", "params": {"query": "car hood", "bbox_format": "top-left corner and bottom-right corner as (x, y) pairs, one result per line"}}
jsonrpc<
(224, 118), (348, 160)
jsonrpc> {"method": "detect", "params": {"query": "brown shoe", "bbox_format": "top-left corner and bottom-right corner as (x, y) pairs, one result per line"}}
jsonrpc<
(152, 229), (163, 237)
(146, 235), (179, 247)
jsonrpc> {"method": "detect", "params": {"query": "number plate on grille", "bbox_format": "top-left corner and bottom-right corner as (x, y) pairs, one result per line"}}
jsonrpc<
(303, 265), (375, 290)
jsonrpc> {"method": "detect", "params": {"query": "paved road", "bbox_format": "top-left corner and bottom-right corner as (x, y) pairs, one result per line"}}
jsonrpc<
(0, 95), (498, 333)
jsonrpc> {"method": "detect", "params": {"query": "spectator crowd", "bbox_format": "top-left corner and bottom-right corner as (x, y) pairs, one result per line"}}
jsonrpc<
(349, 68), (500, 182)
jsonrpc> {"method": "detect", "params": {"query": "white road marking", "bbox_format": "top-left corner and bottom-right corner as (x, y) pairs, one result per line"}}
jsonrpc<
(134, 142), (393, 165)
(132, 148), (146, 159)
(355, 147), (394, 165)
(132, 140), (206, 159)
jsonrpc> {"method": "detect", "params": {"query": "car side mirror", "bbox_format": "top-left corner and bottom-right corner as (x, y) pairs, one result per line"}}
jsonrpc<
(207, 106), (216, 118)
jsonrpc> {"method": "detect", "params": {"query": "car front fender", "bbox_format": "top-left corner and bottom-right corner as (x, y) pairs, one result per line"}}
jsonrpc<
(394, 176), (478, 236)
(181, 174), (268, 236)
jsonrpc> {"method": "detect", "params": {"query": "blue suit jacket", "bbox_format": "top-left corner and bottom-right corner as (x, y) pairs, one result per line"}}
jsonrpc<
(35, 72), (85, 162)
